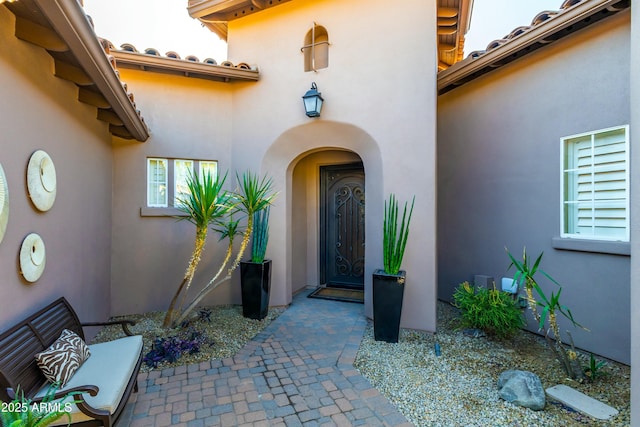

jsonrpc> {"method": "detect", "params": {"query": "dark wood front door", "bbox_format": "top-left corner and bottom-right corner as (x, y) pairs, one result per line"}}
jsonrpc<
(320, 163), (365, 289)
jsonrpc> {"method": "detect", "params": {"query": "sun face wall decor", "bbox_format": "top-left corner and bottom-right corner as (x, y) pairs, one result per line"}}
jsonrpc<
(27, 150), (57, 212)
(0, 162), (8, 245)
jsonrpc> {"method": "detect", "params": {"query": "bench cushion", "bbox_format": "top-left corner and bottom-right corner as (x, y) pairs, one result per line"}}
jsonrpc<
(35, 335), (143, 426)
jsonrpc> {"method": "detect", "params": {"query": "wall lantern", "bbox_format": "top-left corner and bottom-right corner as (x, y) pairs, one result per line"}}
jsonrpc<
(302, 82), (324, 118)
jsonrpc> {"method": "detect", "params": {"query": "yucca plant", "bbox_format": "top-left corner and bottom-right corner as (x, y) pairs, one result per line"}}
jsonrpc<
(383, 194), (415, 275)
(251, 206), (270, 263)
(163, 170), (232, 328)
(507, 247), (588, 380)
(173, 171), (276, 326)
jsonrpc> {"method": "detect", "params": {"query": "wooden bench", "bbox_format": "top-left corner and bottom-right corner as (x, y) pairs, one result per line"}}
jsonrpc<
(0, 297), (143, 427)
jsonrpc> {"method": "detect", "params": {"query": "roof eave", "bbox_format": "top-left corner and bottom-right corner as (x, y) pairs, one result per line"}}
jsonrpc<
(34, 0), (149, 141)
(438, 0), (630, 95)
(111, 50), (260, 82)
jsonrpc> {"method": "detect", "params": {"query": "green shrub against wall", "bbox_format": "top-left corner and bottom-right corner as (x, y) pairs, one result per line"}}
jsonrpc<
(453, 281), (525, 339)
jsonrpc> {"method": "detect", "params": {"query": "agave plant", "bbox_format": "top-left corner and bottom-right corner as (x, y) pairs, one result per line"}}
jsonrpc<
(173, 171), (276, 326)
(383, 194), (415, 275)
(0, 386), (78, 427)
(163, 170), (232, 328)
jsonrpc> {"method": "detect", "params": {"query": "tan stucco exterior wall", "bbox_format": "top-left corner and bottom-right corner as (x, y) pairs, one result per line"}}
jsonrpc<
(227, 0), (439, 330)
(110, 69), (236, 316)
(629, 0), (639, 422)
(0, 7), (113, 331)
(438, 12), (631, 363)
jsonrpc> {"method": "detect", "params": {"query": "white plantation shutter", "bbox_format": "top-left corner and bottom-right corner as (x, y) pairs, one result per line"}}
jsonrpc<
(147, 158), (168, 207)
(562, 126), (628, 241)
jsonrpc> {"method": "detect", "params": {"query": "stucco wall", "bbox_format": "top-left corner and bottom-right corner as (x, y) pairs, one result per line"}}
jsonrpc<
(438, 12), (630, 363)
(0, 8), (113, 333)
(110, 69), (237, 316)
(629, 1), (639, 423)
(227, 0), (439, 331)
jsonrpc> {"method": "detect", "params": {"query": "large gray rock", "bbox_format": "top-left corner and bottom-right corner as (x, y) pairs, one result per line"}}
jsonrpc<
(498, 370), (545, 411)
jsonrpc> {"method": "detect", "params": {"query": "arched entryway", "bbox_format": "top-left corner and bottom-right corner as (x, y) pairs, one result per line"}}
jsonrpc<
(291, 150), (365, 295)
(261, 121), (383, 319)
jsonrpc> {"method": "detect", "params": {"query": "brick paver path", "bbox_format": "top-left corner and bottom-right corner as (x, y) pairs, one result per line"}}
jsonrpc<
(117, 292), (412, 427)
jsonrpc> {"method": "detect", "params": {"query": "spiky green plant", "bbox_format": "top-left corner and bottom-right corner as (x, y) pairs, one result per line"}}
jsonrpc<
(383, 194), (415, 275)
(163, 170), (232, 328)
(173, 171), (276, 326)
(1, 385), (78, 427)
(584, 353), (607, 382)
(251, 206), (270, 263)
(507, 247), (588, 380)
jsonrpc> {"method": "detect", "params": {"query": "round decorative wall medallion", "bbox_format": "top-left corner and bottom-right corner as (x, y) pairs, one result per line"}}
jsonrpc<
(20, 233), (46, 283)
(0, 163), (8, 245)
(27, 150), (57, 211)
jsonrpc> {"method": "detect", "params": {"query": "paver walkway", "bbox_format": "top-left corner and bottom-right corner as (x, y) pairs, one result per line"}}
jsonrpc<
(116, 292), (412, 427)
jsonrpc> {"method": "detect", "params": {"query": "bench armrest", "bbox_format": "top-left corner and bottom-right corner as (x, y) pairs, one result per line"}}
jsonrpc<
(6, 384), (99, 401)
(82, 320), (136, 336)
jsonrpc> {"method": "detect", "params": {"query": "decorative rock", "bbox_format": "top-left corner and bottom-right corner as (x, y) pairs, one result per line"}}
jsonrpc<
(462, 328), (486, 338)
(498, 370), (545, 411)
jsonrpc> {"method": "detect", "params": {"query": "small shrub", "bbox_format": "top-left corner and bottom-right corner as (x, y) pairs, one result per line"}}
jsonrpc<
(583, 353), (607, 382)
(453, 281), (525, 339)
(143, 330), (204, 368)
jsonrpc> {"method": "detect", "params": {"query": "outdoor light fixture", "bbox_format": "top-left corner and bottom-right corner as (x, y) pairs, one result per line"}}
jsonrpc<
(302, 82), (324, 118)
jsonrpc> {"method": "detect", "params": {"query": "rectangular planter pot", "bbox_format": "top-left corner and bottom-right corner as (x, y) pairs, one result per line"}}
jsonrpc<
(372, 269), (406, 343)
(240, 260), (272, 320)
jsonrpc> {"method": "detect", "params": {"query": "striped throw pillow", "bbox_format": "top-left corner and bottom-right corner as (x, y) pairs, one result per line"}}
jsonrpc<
(60, 329), (91, 362)
(35, 329), (90, 387)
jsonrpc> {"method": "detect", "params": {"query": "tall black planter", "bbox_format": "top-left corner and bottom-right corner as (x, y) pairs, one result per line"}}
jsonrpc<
(373, 269), (406, 343)
(240, 260), (272, 320)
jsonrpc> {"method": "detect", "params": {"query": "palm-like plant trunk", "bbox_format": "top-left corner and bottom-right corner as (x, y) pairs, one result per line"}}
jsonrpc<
(175, 238), (234, 326)
(174, 218), (253, 326)
(163, 227), (208, 328)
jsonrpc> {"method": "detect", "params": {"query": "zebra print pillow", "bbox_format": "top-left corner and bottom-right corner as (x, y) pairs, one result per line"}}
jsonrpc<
(60, 329), (91, 361)
(35, 329), (91, 387)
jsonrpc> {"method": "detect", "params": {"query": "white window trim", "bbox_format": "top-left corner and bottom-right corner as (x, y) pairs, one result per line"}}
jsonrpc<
(559, 125), (629, 242)
(143, 157), (218, 216)
(174, 159), (195, 208)
(147, 158), (168, 208)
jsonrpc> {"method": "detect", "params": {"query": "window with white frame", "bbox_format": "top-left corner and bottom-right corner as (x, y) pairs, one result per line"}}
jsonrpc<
(147, 158), (168, 207)
(146, 158), (218, 208)
(174, 159), (194, 207)
(561, 125), (629, 241)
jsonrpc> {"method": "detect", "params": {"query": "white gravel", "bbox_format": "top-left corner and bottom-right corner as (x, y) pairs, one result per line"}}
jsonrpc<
(354, 302), (630, 427)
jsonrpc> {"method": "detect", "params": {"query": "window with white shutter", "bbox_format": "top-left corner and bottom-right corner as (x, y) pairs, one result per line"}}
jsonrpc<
(561, 125), (629, 241)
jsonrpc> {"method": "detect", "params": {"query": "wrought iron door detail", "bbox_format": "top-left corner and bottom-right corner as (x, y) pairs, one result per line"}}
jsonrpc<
(321, 164), (365, 289)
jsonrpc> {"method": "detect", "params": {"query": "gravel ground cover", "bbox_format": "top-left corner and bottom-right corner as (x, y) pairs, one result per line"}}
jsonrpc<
(91, 305), (284, 373)
(354, 301), (630, 427)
